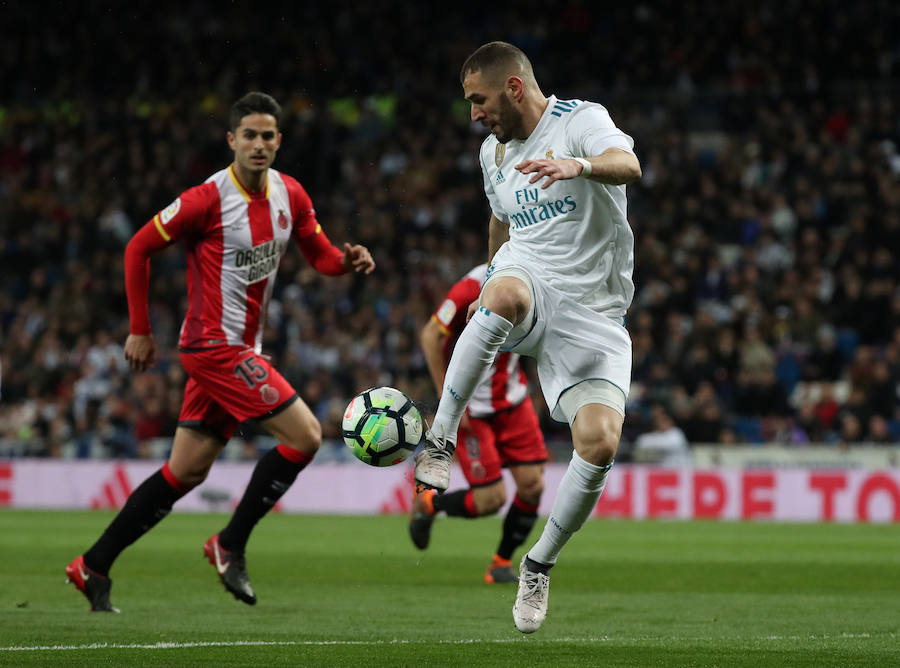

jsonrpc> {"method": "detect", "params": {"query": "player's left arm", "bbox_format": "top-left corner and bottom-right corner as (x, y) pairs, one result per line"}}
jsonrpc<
(286, 176), (375, 275)
(516, 147), (641, 189)
(516, 104), (641, 188)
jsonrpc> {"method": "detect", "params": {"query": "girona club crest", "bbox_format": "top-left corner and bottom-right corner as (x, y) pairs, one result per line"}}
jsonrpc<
(260, 384), (280, 405)
(277, 210), (288, 230)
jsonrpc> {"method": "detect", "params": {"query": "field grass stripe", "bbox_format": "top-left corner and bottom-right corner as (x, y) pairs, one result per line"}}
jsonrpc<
(1, 633), (893, 652)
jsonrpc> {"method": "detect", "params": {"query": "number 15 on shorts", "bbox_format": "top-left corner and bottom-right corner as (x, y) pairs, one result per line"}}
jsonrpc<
(234, 356), (269, 388)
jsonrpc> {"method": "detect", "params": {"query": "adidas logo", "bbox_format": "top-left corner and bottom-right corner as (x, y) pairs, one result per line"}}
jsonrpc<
(495, 169), (505, 184)
(90, 464), (134, 509)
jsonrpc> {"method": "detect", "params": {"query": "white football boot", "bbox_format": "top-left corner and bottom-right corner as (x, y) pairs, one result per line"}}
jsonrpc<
(413, 429), (454, 492)
(512, 555), (550, 633)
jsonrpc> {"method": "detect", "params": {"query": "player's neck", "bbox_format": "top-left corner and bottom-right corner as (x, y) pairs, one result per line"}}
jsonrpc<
(519, 95), (550, 140)
(231, 162), (268, 194)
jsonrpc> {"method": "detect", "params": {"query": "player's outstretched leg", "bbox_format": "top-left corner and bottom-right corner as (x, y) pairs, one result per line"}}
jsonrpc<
(408, 487), (437, 549)
(203, 533), (256, 605)
(413, 431), (455, 492)
(203, 444), (313, 605)
(416, 305), (514, 491)
(512, 555), (551, 633)
(65, 555), (120, 613)
(64, 460), (193, 613)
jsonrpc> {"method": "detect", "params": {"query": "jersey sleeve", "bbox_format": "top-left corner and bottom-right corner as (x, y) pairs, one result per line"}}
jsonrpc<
(149, 182), (219, 243)
(126, 182), (217, 334)
(480, 143), (508, 223)
(283, 174), (347, 276)
(566, 104), (636, 158)
(431, 277), (482, 336)
(283, 174), (319, 239)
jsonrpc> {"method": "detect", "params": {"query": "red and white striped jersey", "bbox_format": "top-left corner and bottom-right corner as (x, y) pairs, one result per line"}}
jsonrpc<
(150, 165), (320, 352)
(432, 264), (529, 417)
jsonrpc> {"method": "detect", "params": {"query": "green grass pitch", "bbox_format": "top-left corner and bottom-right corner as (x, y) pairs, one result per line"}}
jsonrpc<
(0, 510), (897, 666)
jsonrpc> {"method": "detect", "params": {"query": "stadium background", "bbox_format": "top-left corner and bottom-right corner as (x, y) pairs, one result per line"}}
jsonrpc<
(1, 1), (898, 469)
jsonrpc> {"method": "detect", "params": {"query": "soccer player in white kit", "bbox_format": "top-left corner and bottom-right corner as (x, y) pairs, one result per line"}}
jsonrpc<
(414, 41), (641, 633)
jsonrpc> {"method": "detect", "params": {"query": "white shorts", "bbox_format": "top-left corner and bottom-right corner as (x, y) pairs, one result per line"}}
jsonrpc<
(484, 265), (631, 423)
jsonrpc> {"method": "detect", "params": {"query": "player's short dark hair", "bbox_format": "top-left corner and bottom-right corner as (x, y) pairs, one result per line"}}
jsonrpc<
(230, 92), (282, 130)
(459, 41), (534, 85)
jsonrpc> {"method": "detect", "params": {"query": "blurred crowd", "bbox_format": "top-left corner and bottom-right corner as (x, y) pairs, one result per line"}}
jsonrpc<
(1, 1), (899, 461)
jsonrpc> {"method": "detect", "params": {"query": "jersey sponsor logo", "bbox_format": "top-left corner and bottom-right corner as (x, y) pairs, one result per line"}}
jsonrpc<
(260, 384), (280, 405)
(510, 187), (577, 230)
(495, 144), (506, 167)
(277, 209), (288, 230)
(436, 299), (457, 326)
(234, 239), (285, 283)
(159, 197), (182, 225)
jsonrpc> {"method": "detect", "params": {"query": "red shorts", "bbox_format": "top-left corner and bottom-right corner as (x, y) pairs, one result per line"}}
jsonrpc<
(456, 399), (547, 488)
(178, 346), (298, 441)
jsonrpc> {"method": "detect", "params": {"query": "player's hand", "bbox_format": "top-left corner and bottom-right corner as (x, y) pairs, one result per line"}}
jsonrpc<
(342, 242), (375, 274)
(124, 334), (157, 372)
(515, 158), (585, 189)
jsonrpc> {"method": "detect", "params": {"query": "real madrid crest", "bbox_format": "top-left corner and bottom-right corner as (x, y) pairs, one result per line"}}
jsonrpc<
(494, 144), (506, 167)
(545, 149), (554, 160)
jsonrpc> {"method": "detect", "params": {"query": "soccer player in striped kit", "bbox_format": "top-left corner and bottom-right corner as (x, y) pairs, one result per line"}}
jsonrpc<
(414, 42), (641, 632)
(411, 263), (546, 584)
(65, 92), (375, 612)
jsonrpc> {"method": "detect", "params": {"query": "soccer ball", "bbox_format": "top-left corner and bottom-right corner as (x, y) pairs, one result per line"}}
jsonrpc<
(342, 387), (423, 467)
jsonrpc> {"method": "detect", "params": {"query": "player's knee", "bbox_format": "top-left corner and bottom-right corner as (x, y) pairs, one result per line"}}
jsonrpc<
(479, 486), (507, 515)
(481, 280), (530, 325)
(516, 477), (544, 506)
(573, 419), (620, 466)
(296, 419), (322, 454)
(278, 417), (322, 455)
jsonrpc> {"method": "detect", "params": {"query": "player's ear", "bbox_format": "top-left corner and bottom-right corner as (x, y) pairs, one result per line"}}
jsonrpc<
(227, 131), (236, 150)
(276, 132), (282, 149)
(507, 76), (524, 102)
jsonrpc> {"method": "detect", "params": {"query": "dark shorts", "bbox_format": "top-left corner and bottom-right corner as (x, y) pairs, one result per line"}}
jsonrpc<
(456, 400), (547, 488)
(178, 346), (297, 441)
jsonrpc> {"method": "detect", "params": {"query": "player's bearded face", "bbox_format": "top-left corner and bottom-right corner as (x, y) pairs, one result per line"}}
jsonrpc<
(464, 71), (524, 144)
(492, 92), (524, 144)
(228, 113), (282, 174)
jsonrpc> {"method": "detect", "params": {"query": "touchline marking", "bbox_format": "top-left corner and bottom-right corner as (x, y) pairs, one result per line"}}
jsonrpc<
(0, 634), (893, 652)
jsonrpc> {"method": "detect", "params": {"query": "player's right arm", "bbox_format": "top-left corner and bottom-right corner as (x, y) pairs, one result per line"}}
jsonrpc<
(422, 275), (482, 394)
(420, 318), (449, 398)
(123, 184), (216, 371)
(487, 213), (509, 265)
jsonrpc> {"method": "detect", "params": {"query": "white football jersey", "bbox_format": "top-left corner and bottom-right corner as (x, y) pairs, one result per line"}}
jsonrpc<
(479, 95), (636, 316)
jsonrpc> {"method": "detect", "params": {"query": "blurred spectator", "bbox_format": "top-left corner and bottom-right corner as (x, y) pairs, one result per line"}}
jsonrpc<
(633, 405), (691, 466)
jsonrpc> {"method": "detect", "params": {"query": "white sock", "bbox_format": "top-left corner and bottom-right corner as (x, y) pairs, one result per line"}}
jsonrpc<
(528, 451), (612, 566)
(430, 307), (512, 445)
